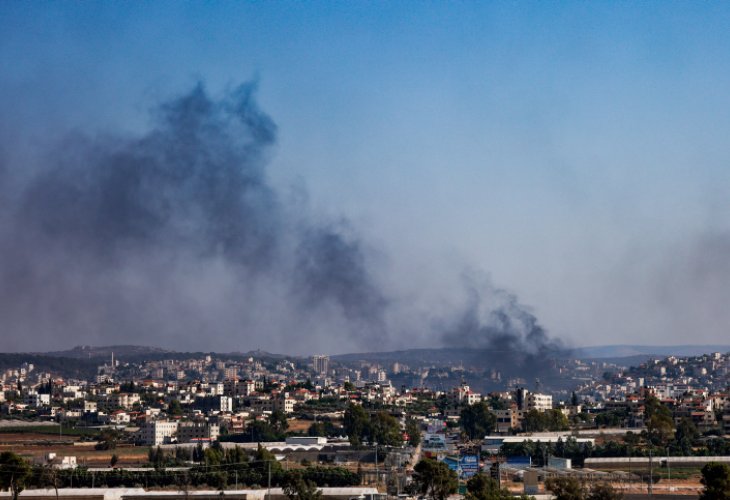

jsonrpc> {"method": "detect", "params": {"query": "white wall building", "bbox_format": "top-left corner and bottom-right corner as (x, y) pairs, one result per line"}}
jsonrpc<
(139, 420), (179, 446)
(526, 393), (553, 411)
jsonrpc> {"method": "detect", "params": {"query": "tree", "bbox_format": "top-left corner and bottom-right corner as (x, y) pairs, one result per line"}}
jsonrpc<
(466, 473), (511, 500)
(523, 410), (547, 432)
(110, 454), (119, 467)
(251, 444), (282, 477)
(674, 418), (699, 455)
(35, 465), (59, 500)
(96, 428), (121, 450)
(412, 459), (458, 500)
(269, 410), (289, 434)
(370, 412), (403, 446)
(571, 392), (579, 407)
(523, 409), (569, 432)
(405, 418), (421, 447)
(700, 462), (730, 500)
(587, 483), (623, 500)
(487, 395), (508, 411)
(343, 404), (370, 445)
(545, 476), (585, 500)
(0, 452), (32, 500)
(245, 419), (286, 442)
(168, 399), (183, 416)
(546, 410), (570, 431)
(460, 402), (496, 440)
(644, 394), (675, 445)
(308, 422), (326, 437)
(283, 471), (323, 500)
(647, 413), (675, 445)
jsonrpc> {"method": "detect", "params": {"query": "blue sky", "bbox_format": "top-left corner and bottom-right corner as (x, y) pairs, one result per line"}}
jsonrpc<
(2, 2), (730, 350)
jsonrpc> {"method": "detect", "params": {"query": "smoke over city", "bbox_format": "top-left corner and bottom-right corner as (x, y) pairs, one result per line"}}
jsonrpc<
(441, 274), (566, 379)
(0, 82), (561, 358)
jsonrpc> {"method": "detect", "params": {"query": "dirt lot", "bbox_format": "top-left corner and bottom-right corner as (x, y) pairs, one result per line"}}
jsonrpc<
(0, 432), (150, 466)
(287, 418), (313, 434)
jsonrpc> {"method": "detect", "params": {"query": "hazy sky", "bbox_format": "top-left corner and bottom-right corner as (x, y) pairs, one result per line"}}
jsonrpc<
(2, 2), (730, 352)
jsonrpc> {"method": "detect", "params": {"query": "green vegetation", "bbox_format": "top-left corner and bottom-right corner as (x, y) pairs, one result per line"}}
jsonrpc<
(700, 462), (730, 500)
(522, 409), (569, 432)
(460, 402), (497, 440)
(465, 473), (515, 500)
(307, 420), (343, 438)
(283, 470), (323, 500)
(0, 452), (31, 500)
(412, 458), (458, 500)
(1, 445), (360, 490)
(546, 477), (622, 500)
(644, 394), (675, 446)
(405, 418), (421, 447)
(343, 403), (403, 446)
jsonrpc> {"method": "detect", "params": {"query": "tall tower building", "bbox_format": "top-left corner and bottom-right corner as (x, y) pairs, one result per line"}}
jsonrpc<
(311, 355), (330, 376)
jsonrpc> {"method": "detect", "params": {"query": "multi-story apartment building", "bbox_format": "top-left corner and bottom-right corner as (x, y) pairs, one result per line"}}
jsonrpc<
(177, 422), (220, 443)
(526, 392), (553, 411)
(494, 408), (524, 433)
(312, 355), (330, 376)
(139, 420), (178, 446)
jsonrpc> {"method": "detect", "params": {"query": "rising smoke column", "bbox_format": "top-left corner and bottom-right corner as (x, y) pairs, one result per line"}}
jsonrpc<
(0, 82), (387, 352)
(441, 274), (567, 379)
(0, 81), (564, 363)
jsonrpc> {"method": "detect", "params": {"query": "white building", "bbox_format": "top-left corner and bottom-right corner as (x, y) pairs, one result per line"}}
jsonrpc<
(526, 393), (553, 411)
(139, 420), (178, 446)
(274, 395), (296, 414)
(25, 392), (51, 407)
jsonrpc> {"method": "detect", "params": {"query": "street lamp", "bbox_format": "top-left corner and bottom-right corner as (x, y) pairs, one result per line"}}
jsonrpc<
(666, 447), (671, 493)
(374, 442), (378, 488)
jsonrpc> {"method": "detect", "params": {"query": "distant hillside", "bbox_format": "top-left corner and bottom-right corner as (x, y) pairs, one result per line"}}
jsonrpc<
(333, 345), (730, 366)
(43, 345), (172, 360)
(39, 345), (294, 364)
(0, 353), (97, 380)
(573, 344), (730, 359)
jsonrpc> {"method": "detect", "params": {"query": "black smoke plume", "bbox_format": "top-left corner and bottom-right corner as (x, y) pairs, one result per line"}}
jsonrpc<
(441, 274), (568, 381)
(0, 83), (385, 353)
(0, 81), (563, 369)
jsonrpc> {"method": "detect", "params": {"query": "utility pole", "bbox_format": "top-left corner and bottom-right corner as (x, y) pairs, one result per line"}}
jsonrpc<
(648, 448), (653, 496)
(374, 442), (378, 489)
(666, 447), (671, 493)
(268, 460), (272, 500)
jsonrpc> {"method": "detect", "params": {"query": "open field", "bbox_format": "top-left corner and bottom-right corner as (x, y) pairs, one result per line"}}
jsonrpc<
(0, 426), (99, 437)
(0, 431), (151, 467)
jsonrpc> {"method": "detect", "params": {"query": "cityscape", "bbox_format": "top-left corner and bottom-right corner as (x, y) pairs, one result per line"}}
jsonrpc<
(2, 344), (730, 499)
(3, 3), (730, 500)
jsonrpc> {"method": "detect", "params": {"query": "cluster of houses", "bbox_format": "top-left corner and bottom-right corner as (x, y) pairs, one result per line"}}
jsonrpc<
(4, 350), (730, 454)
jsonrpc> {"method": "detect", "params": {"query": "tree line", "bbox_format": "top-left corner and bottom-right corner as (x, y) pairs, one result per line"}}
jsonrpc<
(0, 447), (359, 500)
